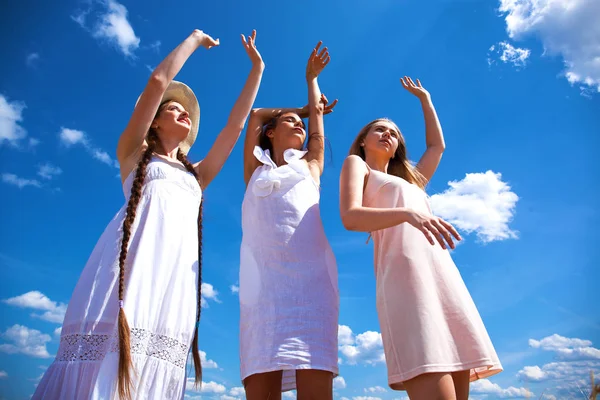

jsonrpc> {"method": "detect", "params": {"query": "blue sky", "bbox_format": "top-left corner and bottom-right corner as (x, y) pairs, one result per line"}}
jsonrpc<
(1, 0), (599, 399)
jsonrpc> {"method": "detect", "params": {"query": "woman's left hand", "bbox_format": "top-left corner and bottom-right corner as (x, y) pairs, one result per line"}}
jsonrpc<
(241, 30), (263, 67)
(306, 41), (330, 81)
(400, 76), (430, 101)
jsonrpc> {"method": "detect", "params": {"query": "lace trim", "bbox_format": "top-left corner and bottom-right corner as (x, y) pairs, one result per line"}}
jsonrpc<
(57, 328), (190, 368)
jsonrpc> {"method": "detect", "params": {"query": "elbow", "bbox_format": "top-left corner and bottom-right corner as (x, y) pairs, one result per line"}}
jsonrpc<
(341, 211), (359, 231)
(148, 72), (169, 92)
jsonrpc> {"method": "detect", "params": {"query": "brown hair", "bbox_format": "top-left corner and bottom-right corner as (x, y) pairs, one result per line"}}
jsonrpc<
(117, 103), (203, 399)
(349, 118), (426, 189)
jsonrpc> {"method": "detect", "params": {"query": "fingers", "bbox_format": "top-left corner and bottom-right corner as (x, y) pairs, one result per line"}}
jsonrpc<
(424, 222), (447, 249)
(251, 29), (257, 42)
(439, 218), (461, 241)
(416, 78), (423, 87)
(321, 93), (328, 104)
(314, 41), (323, 54)
(420, 227), (435, 246)
(400, 77), (408, 88)
(432, 219), (455, 249)
(327, 99), (339, 110)
(241, 34), (247, 47)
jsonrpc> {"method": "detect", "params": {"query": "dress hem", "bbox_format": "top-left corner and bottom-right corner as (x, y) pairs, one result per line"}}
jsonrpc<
(241, 364), (339, 392)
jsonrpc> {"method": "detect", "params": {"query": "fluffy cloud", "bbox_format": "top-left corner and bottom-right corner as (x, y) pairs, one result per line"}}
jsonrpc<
(73, 0), (140, 57)
(59, 127), (119, 169)
(529, 334), (600, 360)
(334, 376), (347, 389)
(471, 378), (534, 398)
(353, 397), (382, 400)
(3, 291), (67, 324)
(518, 360), (600, 382)
(498, 0), (600, 93)
(488, 42), (531, 67)
(0, 324), (52, 358)
(200, 283), (221, 308)
(0, 94), (35, 147)
(338, 325), (385, 365)
(430, 171), (519, 243)
(230, 284), (240, 294)
(186, 379), (227, 394)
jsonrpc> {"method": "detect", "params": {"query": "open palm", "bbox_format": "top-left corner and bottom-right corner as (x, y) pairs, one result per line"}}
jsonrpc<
(306, 42), (330, 81)
(400, 76), (430, 100)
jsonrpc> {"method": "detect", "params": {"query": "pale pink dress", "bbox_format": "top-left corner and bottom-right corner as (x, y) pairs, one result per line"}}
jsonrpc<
(362, 165), (502, 389)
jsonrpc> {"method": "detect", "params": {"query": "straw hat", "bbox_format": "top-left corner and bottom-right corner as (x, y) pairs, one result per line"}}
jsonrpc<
(137, 80), (200, 155)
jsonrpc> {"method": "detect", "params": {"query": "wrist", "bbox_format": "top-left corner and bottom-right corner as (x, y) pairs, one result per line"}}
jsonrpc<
(252, 61), (265, 71)
(419, 93), (432, 103)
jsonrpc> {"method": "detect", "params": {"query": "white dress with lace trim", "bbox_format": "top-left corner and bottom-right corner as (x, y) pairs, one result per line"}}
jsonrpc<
(239, 146), (339, 391)
(33, 156), (202, 400)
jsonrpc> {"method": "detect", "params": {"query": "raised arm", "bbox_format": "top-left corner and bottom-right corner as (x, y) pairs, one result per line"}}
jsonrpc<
(304, 42), (337, 182)
(116, 30), (219, 165)
(339, 155), (460, 249)
(401, 77), (445, 183)
(194, 30), (264, 189)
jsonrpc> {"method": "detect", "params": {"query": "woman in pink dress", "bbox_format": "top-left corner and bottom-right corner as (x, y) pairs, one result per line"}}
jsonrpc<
(339, 77), (502, 400)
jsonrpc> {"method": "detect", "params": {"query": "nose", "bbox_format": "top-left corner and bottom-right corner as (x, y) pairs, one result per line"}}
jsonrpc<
(180, 111), (189, 119)
(382, 130), (391, 138)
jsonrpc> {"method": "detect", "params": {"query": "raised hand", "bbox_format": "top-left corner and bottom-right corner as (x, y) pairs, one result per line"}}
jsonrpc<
(241, 30), (263, 67)
(192, 29), (220, 49)
(300, 93), (338, 117)
(306, 41), (331, 81)
(405, 210), (461, 250)
(400, 76), (430, 100)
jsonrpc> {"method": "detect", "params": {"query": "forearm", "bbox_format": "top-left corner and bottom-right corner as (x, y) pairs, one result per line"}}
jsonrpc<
(151, 31), (201, 88)
(342, 206), (411, 232)
(226, 64), (265, 130)
(420, 96), (445, 149)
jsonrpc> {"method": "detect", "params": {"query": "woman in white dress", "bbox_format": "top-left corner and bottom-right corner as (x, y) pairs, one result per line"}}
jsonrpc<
(239, 42), (339, 400)
(33, 29), (264, 400)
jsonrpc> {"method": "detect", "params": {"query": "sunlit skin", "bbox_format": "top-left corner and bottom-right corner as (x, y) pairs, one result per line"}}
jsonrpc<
(151, 101), (191, 154)
(264, 112), (307, 152)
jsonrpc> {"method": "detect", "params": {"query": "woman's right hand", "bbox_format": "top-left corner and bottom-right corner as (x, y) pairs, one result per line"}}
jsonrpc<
(192, 29), (220, 49)
(300, 94), (338, 117)
(405, 210), (461, 249)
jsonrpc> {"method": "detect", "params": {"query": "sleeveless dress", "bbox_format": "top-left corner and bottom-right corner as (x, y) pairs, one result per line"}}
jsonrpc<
(33, 156), (202, 400)
(239, 146), (339, 391)
(362, 165), (502, 389)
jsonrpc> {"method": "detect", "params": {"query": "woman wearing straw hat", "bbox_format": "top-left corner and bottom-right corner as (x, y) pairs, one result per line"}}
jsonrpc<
(33, 29), (264, 400)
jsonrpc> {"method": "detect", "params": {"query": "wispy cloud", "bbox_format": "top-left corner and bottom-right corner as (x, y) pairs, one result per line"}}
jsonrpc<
(59, 127), (119, 169)
(230, 284), (239, 294)
(488, 41), (530, 68)
(37, 163), (62, 180)
(430, 171), (519, 243)
(185, 379), (226, 394)
(72, 0), (140, 57)
(0, 371), (6, 378)
(3, 291), (67, 324)
(0, 324), (52, 358)
(200, 283), (221, 308)
(2, 173), (41, 189)
(26, 52), (40, 68)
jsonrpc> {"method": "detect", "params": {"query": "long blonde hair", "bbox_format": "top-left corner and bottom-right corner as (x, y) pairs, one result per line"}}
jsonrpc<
(349, 118), (426, 189)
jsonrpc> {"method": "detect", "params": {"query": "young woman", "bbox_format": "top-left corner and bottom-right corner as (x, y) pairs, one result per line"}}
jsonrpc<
(239, 42), (339, 400)
(33, 29), (264, 400)
(339, 77), (502, 400)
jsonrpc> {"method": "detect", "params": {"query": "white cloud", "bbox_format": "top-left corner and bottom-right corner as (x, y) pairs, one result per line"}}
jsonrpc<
(488, 41), (531, 67)
(201, 283), (221, 308)
(471, 378), (534, 398)
(0, 370), (6, 378)
(3, 291), (67, 324)
(26, 53), (40, 67)
(529, 334), (600, 360)
(334, 376), (347, 389)
(54, 327), (61, 337)
(282, 392), (296, 399)
(0, 324), (52, 358)
(338, 325), (385, 366)
(430, 171), (519, 243)
(542, 395), (557, 400)
(230, 284), (239, 294)
(517, 360), (600, 382)
(364, 386), (386, 393)
(2, 173), (41, 189)
(73, 0), (140, 57)
(498, 0), (600, 93)
(186, 379), (226, 394)
(0, 94), (33, 147)
(59, 127), (119, 169)
(220, 396), (239, 400)
(353, 397), (382, 400)
(37, 164), (62, 180)
(229, 387), (245, 396)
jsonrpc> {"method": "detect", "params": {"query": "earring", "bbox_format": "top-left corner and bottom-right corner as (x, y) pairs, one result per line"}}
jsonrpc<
(360, 142), (365, 147)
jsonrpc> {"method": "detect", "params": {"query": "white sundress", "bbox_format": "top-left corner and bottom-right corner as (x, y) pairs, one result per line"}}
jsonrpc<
(239, 146), (339, 391)
(33, 156), (202, 400)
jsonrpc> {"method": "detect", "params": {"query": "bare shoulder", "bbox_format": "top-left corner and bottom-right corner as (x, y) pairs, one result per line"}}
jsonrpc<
(119, 143), (147, 184)
(343, 154), (368, 173)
